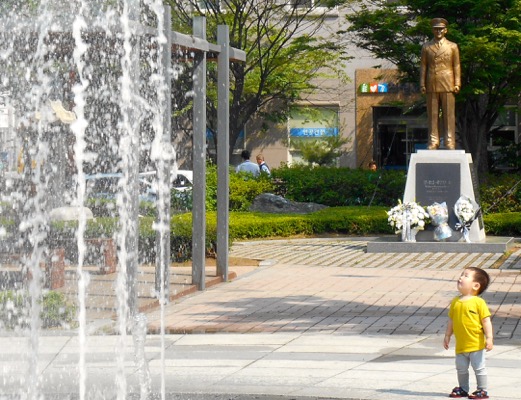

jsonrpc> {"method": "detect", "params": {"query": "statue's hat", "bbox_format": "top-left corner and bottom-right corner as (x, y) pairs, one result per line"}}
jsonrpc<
(431, 18), (448, 28)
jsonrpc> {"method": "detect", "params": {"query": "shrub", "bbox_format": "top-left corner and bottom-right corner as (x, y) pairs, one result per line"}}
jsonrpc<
(0, 290), (29, 330)
(171, 188), (193, 212)
(482, 212), (521, 236)
(203, 163), (275, 212)
(480, 173), (521, 214)
(229, 206), (391, 239)
(271, 165), (406, 207)
(40, 291), (76, 329)
(0, 290), (76, 330)
(229, 173), (275, 211)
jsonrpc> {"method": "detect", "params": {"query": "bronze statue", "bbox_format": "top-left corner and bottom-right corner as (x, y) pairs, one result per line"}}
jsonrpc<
(420, 18), (461, 150)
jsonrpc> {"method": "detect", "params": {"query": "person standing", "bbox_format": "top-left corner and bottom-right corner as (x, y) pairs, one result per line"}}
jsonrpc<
(420, 18), (461, 150)
(443, 267), (493, 399)
(236, 149), (260, 177)
(256, 154), (271, 176)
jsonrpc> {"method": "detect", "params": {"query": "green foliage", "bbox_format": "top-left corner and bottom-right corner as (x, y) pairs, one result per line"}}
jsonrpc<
(482, 212), (521, 237)
(169, 212), (215, 261)
(271, 165), (406, 207)
(291, 136), (351, 166)
(200, 163), (276, 212)
(40, 291), (76, 329)
(479, 174), (521, 214)
(229, 207), (392, 239)
(489, 143), (521, 172)
(50, 217), (118, 240)
(0, 290), (29, 330)
(171, 189), (193, 212)
(229, 173), (275, 211)
(0, 290), (76, 330)
(205, 163), (219, 211)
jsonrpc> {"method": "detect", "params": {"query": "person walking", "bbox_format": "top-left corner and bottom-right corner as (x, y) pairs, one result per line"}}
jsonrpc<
(420, 18), (461, 150)
(443, 267), (493, 399)
(236, 149), (260, 177)
(256, 154), (271, 176)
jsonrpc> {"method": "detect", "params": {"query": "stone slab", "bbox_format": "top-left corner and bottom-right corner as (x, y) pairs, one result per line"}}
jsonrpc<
(366, 236), (516, 253)
(403, 150), (486, 243)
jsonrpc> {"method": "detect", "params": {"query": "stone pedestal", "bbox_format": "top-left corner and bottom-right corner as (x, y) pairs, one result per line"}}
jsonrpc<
(403, 150), (486, 243)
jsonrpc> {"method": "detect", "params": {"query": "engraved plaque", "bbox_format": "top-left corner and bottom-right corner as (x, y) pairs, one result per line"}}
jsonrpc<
(416, 163), (461, 228)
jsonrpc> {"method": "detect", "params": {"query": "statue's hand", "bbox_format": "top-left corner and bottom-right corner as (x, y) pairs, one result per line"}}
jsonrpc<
(454, 86), (460, 94)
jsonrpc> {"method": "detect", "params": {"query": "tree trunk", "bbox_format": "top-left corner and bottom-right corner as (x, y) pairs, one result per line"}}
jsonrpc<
(457, 95), (490, 183)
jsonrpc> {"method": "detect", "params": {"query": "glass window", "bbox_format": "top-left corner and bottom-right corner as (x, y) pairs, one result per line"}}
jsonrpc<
(287, 0), (333, 10)
(289, 106), (339, 139)
(494, 108), (517, 127)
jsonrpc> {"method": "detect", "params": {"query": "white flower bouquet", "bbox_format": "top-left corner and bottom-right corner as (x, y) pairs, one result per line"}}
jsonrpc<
(387, 200), (430, 241)
(426, 202), (452, 241)
(454, 195), (481, 243)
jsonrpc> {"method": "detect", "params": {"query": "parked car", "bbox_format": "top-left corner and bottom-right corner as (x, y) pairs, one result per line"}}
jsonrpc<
(85, 173), (156, 203)
(139, 170), (194, 206)
(138, 169), (193, 191)
(137, 169), (193, 211)
(172, 170), (193, 191)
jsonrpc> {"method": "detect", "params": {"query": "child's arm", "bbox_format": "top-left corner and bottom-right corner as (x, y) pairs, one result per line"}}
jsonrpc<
(482, 316), (493, 351)
(443, 318), (453, 350)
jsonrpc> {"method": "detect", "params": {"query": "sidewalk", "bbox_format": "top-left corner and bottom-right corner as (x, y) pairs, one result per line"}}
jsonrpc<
(1, 237), (520, 400)
(1, 333), (519, 399)
(147, 238), (521, 338)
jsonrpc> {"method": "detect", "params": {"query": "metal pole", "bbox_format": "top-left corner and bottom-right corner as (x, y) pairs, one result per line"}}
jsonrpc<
(216, 25), (229, 281)
(192, 16), (206, 290)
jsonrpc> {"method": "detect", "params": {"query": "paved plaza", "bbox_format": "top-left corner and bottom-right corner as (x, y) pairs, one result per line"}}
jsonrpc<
(1, 237), (520, 400)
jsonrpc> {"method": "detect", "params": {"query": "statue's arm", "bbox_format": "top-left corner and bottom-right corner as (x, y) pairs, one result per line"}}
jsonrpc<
(453, 44), (461, 93)
(420, 45), (428, 93)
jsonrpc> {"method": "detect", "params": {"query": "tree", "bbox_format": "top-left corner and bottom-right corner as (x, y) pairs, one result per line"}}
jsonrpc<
(344, 0), (521, 180)
(164, 0), (351, 159)
(291, 135), (350, 166)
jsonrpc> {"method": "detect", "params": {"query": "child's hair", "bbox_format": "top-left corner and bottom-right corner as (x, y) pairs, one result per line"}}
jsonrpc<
(467, 267), (490, 295)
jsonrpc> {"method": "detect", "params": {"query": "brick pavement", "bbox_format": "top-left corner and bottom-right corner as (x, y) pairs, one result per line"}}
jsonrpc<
(146, 238), (521, 338)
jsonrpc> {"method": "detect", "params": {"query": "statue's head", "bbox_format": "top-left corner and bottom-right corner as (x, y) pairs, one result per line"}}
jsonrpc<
(431, 18), (448, 39)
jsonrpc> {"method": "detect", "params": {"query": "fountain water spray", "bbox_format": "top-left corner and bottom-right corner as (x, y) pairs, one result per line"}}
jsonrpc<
(0, 1), (172, 398)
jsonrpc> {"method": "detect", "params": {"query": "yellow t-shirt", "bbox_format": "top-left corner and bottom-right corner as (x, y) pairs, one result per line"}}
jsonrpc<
(448, 296), (491, 354)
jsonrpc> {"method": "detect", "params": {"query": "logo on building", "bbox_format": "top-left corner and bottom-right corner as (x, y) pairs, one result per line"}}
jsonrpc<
(359, 82), (388, 93)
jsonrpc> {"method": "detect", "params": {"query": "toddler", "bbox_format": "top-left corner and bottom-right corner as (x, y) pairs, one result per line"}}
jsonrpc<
(444, 267), (493, 399)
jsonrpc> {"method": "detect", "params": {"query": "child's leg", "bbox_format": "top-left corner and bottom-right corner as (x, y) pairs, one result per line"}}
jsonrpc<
(470, 350), (487, 391)
(455, 353), (471, 393)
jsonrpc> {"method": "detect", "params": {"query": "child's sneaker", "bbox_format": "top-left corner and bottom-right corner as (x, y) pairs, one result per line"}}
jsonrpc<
(449, 387), (469, 398)
(468, 389), (489, 399)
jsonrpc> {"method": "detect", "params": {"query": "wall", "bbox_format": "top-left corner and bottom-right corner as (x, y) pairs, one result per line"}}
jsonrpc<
(355, 69), (421, 168)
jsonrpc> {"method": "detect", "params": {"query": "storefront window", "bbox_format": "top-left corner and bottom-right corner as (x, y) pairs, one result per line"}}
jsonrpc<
(288, 105), (339, 164)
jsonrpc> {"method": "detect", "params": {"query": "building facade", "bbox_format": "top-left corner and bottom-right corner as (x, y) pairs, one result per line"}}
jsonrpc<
(241, 4), (520, 172)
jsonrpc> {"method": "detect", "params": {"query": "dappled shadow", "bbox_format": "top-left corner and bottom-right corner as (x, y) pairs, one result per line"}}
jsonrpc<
(172, 291), (519, 337)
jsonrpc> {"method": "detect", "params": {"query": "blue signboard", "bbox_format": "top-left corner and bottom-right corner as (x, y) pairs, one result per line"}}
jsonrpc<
(290, 127), (338, 137)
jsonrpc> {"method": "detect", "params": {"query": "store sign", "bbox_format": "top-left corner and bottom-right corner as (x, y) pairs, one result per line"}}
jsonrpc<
(359, 82), (388, 93)
(290, 127), (338, 137)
